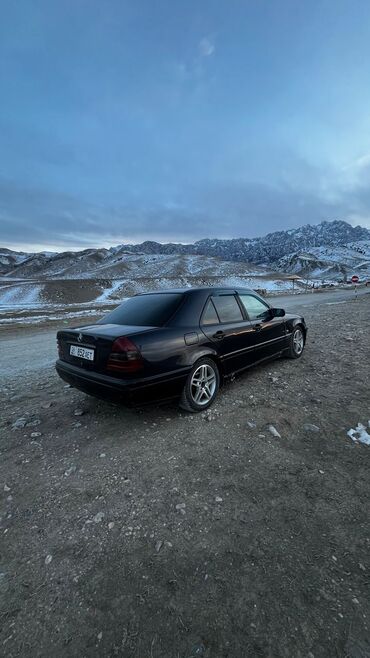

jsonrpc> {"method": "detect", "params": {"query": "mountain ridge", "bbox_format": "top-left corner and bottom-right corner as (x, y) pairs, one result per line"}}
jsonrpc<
(1, 220), (370, 279)
(0, 220), (370, 263)
(111, 220), (370, 263)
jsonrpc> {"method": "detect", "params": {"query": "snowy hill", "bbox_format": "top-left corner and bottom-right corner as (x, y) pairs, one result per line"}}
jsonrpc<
(110, 220), (370, 264)
(1, 220), (369, 319)
(2, 220), (370, 280)
(277, 241), (370, 281)
(0, 252), (293, 310)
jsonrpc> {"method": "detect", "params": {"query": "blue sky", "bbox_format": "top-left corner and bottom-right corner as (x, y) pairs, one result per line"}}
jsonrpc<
(1, 0), (370, 251)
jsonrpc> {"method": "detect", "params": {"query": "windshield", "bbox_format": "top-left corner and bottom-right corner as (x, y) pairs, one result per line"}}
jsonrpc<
(99, 293), (184, 327)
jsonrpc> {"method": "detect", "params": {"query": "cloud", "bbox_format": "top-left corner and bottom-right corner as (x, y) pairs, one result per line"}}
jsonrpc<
(198, 37), (215, 57)
(342, 153), (370, 172)
(1, 146), (370, 252)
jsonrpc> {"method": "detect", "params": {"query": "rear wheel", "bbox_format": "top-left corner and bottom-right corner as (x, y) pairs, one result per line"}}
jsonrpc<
(179, 357), (220, 412)
(286, 326), (305, 358)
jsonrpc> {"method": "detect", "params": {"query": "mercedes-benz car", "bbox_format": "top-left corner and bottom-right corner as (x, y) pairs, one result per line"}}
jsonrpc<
(56, 287), (307, 412)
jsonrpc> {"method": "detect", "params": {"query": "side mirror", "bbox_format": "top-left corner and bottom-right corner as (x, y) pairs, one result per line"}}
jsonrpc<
(270, 307), (285, 318)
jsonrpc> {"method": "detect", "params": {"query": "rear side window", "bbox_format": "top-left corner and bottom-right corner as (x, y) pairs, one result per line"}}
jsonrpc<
(201, 299), (219, 325)
(239, 294), (270, 321)
(99, 293), (184, 326)
(212, 295), (243, 323)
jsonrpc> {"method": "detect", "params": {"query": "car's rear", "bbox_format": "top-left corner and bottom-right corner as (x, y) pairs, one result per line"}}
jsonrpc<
(55, 292), (188, 405)
(56, 324), (150, 403)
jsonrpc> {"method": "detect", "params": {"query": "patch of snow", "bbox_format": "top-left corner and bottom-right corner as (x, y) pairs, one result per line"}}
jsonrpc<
(95, 280), (124, 302)
(0, 309), (104, 325)
(347, 421), (370, 446)
(0, 284), (43, 307)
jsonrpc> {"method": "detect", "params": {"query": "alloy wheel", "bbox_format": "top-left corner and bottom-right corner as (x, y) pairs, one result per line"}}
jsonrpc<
(190, 363), (217, 406)
(293, 328), (304, 355)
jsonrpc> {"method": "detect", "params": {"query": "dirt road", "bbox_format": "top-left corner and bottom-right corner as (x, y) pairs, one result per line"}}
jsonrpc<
(0, 294), (369, 657)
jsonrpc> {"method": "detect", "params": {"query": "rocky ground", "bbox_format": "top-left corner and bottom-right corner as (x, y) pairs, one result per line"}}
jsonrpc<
(0, 295), (369, 657)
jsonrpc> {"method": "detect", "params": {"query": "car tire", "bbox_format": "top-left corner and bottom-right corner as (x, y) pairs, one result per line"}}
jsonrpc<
(179, 357), (220, 413)
(286, 325), (305, 359)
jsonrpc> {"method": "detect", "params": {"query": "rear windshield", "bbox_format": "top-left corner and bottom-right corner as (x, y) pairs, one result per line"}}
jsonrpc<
(99, 293), (184, 326)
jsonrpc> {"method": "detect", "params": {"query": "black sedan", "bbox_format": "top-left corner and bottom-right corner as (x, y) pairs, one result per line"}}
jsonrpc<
(56, 287), (307, 412)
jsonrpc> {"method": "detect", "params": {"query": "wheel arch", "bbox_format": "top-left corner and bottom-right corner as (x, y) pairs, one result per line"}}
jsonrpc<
(293, 319), (307, 338)
(189, 350), (224, 380)
(289, 317), (307, 337)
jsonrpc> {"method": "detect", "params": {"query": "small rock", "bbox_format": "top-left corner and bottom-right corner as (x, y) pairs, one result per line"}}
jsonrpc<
(359, 563), (366, 571)
(246, 421), (256, 429)
(4, 484), (11, 492)
(332, 555), (337, 562)
(215, 496), (223, 502)
(41, 402), (52, 409)
(12, 418), (27, 429)
(190, 642), (206, 656)
(155, 540), (163, 553)
(268, 425), (281, 438)
(258, 433), (266, 438)
(270, 376), (279, 383)
(303, 424), (320, 433)
(108, 522), (115, 530)
(64, 466), (77, 477)
(93, 512), (105, 523)
(97, 631), (103, 641)
(99, 453), (106, 458)
(344, 336), (354, 342)
(45, 555), (53, 565)
(30, 432), (42, 438)
(175, 503), (186, 510)
(352, 597), (359, 604)
(74, 409), (84, 416)
(26, 418), (41, 427)
(318, 469), (325, 474)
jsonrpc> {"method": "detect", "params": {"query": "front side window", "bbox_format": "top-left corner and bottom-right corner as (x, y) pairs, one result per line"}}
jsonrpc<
(239, 294), (270, 321)
(212, 295), (243, 323)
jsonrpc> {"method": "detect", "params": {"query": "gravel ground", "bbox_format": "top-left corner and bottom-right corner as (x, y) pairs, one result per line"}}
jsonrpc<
(0, 295), (369, 657)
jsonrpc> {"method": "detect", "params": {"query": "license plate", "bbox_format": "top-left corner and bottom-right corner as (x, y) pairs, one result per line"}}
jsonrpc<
(70, 345), (95, 361)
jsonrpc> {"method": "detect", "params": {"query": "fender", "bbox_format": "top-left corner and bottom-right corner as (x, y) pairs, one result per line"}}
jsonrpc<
(186, 346), (224, 374)
(285, 315), (307, 336)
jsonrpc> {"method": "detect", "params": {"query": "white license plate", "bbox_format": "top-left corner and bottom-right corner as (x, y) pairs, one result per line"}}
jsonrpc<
(70, 345), (95, 361)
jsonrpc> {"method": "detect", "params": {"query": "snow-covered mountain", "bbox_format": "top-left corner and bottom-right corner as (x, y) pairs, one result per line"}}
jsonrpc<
(1, 220), (369, 317)
(1, 220), (369, 282)
(0, 250), (263, 280)
(277, 241), (370, 280)
(110, 220), (370, 264)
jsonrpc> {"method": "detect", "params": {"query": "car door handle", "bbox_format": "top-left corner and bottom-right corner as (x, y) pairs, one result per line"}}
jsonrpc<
(213, 330), (225, 340)
(253, 324), (262, 332)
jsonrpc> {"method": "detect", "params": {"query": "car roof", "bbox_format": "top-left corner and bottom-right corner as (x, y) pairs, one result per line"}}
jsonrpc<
(136, 286), (257, 295)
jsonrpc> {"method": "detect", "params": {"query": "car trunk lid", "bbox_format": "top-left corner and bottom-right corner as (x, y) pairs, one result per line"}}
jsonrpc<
(57, 324), (155, 374)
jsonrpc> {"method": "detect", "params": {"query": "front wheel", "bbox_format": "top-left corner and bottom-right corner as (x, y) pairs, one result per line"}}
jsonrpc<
(286, 326), (305, 358)
(179, 358), (220, 412)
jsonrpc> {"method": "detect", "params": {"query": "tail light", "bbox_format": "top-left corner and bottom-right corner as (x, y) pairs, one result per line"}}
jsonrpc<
(107, 336), (144, 373)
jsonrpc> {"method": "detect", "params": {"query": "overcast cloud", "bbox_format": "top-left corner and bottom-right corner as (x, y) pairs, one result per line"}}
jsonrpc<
(1, 1), (370, 251)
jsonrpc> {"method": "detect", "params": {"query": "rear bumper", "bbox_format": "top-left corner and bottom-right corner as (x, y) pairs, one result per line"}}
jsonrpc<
(55, 360), (189, 406)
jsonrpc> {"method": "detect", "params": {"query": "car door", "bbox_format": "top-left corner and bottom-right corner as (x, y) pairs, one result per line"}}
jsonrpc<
(200, 293), (257, 374)
(237, 293), (287, 360)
